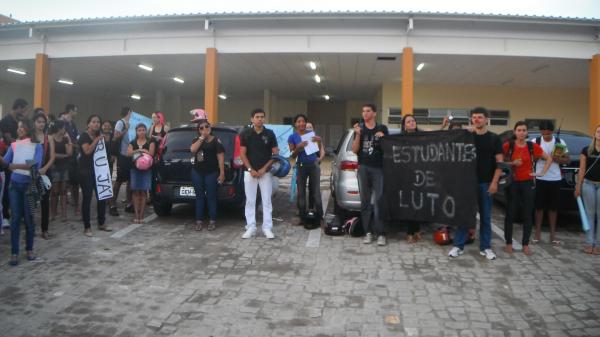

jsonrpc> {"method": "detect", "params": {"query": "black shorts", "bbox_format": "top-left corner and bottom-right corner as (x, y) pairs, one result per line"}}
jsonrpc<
(116, 154), (132, 182)
(535, 179), (561, 211)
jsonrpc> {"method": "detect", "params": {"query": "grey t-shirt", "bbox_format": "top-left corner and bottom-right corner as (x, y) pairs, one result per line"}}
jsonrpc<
(115, 119), (130, 156)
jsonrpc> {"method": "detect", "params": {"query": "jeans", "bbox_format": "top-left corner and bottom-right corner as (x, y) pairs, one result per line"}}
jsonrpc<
(191, 169), (218, 221)
(80, 173), (106, 229)
(454, 182), (493, 250)
(296, 162), (323, 220)
(582, 179), (600, 246)
(357, 164), (385, 236)
(9, 181), (34, 255)
(244, 171), (273, 231)
(504, 180), (535, 245)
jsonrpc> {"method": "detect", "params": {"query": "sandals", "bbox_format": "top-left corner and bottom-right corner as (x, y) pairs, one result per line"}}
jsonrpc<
(406, 235), (417, 244)
(83, 229), (93, 237)
(584, 246), (593, 254)
(26, 251), (37, 261)
(414, 232), (423, 242)
(594, 247), (600, 255)
(522, 245), (533, 256)
(551, 240), (561, 246)
(504, 244), (513, 254)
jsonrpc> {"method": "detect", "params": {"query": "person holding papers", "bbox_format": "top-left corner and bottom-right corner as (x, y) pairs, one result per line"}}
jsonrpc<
(78, 115), (110, 237)
(288, 114), (324, 229)
(5, 119), (43, 266)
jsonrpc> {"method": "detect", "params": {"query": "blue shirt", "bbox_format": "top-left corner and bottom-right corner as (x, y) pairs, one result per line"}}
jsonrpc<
(115, 119), (130, 156)
(4, 141), (43, 183)
(288, 132), (318, 164)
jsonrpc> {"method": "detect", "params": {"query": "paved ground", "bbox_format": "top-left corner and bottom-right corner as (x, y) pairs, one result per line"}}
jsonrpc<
(0, 164), (599, 337)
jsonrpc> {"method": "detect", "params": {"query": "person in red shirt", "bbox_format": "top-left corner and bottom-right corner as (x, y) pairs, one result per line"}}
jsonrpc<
(502, 121), (552, 255)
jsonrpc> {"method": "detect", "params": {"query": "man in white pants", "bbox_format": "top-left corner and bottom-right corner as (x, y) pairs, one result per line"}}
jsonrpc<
(240, 108), (279, 239)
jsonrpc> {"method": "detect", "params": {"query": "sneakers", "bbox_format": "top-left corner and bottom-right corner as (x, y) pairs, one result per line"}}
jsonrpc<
(109, 206), (120, 216)
(480, 249), (497, 260)
(448, 247), (464, 258)
(377, 235), (387, 246)
(263, 229), (275, 239)
(242, 229), (256, 239)
(2, 218), (9, 228)
(363, 233), (373, 244)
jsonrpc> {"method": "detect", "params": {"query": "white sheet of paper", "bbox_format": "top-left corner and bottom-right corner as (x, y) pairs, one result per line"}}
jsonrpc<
(13, 139), (35, 176)
(301, 132), (319, 156)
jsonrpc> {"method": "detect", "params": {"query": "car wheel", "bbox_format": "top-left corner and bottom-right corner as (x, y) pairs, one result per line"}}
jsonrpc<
(153, 199), (172, 216)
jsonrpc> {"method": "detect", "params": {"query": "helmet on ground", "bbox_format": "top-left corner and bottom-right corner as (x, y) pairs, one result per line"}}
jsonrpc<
(433, 226), (452, 245)
(134, 152), (154, 171)
(269, 155), (291, 178)
(343, 217), (364, 237)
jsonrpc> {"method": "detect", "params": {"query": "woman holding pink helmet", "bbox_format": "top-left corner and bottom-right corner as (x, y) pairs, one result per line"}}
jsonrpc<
(127, 123), (155, 223)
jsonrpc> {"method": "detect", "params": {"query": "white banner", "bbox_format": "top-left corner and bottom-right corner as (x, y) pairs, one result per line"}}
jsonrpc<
(93, 138), (113, 201)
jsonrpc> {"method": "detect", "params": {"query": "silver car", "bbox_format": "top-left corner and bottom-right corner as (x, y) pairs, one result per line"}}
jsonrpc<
(330, 128), (400, 219)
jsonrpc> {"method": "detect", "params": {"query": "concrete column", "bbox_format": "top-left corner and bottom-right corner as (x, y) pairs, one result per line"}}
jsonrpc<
(590, 54), (600, 134)
(204, 48), (219, 123)
(155, 89), (165, 112)
(401, 47), (414, 116)
(34, 53), (50, 112)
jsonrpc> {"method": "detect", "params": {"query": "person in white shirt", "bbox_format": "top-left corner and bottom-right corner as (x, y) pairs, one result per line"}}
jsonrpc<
(532, 121), (570, 245)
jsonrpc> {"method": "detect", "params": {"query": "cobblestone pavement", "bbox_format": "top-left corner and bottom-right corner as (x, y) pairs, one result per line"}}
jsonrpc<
(0, 178), (599, 337)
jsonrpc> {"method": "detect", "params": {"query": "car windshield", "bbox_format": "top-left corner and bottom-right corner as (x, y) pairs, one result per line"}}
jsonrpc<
(163, 128), (236, 160)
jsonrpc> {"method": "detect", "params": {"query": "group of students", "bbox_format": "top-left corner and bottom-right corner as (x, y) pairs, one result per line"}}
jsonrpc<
(350, 103), (600, 258)
(0, 99), (170, 266)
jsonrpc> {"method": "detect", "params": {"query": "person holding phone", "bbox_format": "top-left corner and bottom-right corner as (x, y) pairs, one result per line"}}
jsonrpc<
(190, 119), (225, 231)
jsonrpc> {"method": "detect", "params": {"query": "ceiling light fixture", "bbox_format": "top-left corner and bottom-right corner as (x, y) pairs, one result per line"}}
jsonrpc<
(137, 64), (153, 72)
(7, 68), (26, 75)
(218, 94), (227, 100)
(309, 61), (317, 70)
(416, 63), (425, 71)
(130, 94), (141, 100)
(58, 79), (74, 85)
(173, 77), (185, 84)
(314, 74), (321, 83)
(323, 95), (330, 100)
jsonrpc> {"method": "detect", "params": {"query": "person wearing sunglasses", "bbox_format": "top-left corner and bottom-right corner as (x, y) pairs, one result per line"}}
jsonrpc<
(190, 120), (225, 231)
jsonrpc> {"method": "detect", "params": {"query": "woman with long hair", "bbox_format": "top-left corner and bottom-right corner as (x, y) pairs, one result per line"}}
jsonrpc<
(33, 112), (55, 239)
(190, 120), (225, 231)
(503, 121), (552, 255)
(575, 125), (600, 254)
(5, 119), (44, 265)
(401, 114), (423, 243)
(128, 124), (155, 223)
(79, 115), (110, 237)
(150, 111), (169, 148)
(49, 120), (73, 222)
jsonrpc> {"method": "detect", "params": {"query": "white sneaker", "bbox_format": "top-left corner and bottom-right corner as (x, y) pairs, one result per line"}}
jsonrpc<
(448, 247), (463, 258)
(242, 228), (256, 239)
(480, 249), (497, 260)
(377, 235), (387, 246)
(2, 219), (9, 229)
(363, 233), (373, 244)
(263, 229), (275, 239)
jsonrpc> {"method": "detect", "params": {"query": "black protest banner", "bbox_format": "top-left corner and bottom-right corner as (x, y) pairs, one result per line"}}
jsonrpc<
(381, 130), (478, 228)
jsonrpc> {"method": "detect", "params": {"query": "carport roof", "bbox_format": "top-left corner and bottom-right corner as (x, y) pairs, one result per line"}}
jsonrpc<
(1, 10), (598, 29)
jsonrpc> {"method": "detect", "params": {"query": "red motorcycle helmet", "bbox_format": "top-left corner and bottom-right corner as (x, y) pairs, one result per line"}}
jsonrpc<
(433, 226), (452, 245)
(465, 228), (476, 244)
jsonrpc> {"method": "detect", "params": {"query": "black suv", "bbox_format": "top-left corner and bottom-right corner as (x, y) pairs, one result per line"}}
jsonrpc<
(152, 123), (245, 216)
(495, 130), (591, 212)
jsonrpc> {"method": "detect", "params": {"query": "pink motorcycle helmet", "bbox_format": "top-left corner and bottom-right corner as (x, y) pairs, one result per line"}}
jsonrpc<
(134, 152), (154, 171)
(190, 108), (208, 123)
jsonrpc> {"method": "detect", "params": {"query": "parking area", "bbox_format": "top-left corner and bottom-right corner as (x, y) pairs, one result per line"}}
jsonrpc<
(0, 166), (599, 337)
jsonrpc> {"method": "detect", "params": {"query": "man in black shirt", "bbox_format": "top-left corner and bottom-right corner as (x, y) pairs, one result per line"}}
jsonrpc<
(351, 104), (389, 246)
(240, 108), (279, 239)
(448, 107), (502, 260)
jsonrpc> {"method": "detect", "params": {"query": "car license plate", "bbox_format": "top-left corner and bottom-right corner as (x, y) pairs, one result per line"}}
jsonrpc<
(179, 186), (196, 197)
